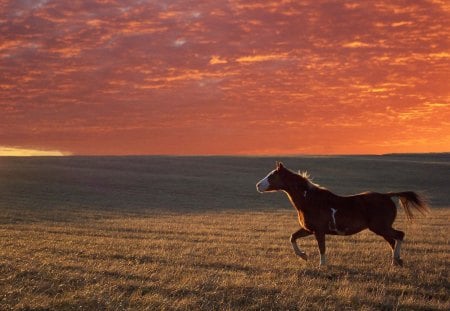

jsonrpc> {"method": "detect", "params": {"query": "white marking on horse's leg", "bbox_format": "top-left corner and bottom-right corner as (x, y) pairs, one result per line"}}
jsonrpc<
(291, 241), (308, 260)
(394, 239), (402, 259)
(320, 253), (327, 266)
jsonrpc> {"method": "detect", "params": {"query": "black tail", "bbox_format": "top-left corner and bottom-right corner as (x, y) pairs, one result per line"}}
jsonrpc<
(387, 191), (430, 220)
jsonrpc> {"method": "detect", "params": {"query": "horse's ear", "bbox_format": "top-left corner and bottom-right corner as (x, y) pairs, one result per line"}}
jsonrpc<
(276, 161), (284, 170)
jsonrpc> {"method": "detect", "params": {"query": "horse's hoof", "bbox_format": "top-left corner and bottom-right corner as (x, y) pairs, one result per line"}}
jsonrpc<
(392, 258), (403, 267)
(298, 252), (308, 261)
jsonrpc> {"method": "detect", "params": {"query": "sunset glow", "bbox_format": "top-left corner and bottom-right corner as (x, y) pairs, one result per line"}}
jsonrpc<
(0, 147), (65, 157)
(1, 0), (449, 155)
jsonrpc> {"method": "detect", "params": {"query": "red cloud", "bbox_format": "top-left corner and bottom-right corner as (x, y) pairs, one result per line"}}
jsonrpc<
(0, 0), (449, 155)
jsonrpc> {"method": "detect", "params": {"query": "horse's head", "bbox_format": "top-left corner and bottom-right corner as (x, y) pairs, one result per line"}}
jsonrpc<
(256, 162), (290, 193)
(257, 162), (314, 194)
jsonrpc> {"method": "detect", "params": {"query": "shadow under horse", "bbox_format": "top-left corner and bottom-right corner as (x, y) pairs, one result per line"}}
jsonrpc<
(256, 162), (430, 267)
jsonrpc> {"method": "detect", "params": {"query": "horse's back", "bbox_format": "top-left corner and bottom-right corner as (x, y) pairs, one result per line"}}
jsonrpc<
(346, 191), (393, 203)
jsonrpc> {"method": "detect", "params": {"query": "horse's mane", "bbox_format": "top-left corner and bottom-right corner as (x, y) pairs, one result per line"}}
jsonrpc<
(297, 170), (323, 190)
(299, 170), (310, 179)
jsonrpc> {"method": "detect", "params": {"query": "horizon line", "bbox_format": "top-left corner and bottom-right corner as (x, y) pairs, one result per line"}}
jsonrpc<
(1, 151), (449, 158)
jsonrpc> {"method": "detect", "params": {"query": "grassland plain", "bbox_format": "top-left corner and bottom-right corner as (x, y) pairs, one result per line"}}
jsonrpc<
(0, 155), (449, 310)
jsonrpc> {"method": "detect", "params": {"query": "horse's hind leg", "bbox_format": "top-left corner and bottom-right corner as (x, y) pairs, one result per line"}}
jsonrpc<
(382, 235), (395, 252)
(373, 228), (405, 266)
(390, 229), (405, 266)
(368, 203), (405, 266)
(382, 235), (401, 265)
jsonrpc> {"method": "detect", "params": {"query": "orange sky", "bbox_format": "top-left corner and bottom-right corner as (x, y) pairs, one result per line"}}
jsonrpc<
(0, 0), (449, 155)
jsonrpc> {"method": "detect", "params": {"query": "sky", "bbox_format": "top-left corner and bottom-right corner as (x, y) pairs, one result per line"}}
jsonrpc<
(0, 0), (449, 156)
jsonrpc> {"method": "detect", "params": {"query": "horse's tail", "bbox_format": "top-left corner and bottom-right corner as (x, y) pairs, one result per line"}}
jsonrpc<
(387, 191), (430, 220)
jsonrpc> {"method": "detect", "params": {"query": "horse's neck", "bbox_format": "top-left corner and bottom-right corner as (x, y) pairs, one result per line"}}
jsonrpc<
(284, 184), (311, 214)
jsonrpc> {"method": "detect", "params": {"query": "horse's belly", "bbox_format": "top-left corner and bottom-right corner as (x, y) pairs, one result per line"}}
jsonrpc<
(327, 224), (367, 236)
(327, 206), (368, 235)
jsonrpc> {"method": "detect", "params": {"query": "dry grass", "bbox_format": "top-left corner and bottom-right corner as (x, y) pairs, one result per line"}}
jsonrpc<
(1, 155), (448, 310)
(1, 208), (448, 310)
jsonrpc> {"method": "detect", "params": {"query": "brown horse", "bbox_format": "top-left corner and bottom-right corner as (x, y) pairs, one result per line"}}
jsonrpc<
(256, 162), (429, 267)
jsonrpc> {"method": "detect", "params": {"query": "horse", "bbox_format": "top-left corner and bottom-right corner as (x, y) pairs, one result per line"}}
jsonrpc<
(256, 162), (429, 267)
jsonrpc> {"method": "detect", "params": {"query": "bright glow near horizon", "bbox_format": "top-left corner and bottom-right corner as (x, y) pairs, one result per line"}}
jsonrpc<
(0, 147), (65, 157)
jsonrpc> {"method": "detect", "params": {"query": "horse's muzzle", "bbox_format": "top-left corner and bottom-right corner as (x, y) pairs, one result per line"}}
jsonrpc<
(256, 178), (269, 193)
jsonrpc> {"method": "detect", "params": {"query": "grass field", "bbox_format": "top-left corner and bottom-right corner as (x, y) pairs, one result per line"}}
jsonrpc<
(0, 155), (449, 310)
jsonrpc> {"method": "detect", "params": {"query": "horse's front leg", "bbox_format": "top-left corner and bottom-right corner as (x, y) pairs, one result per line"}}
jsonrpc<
(290, 228), (312, 261)
(314, 231), (327, 267)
